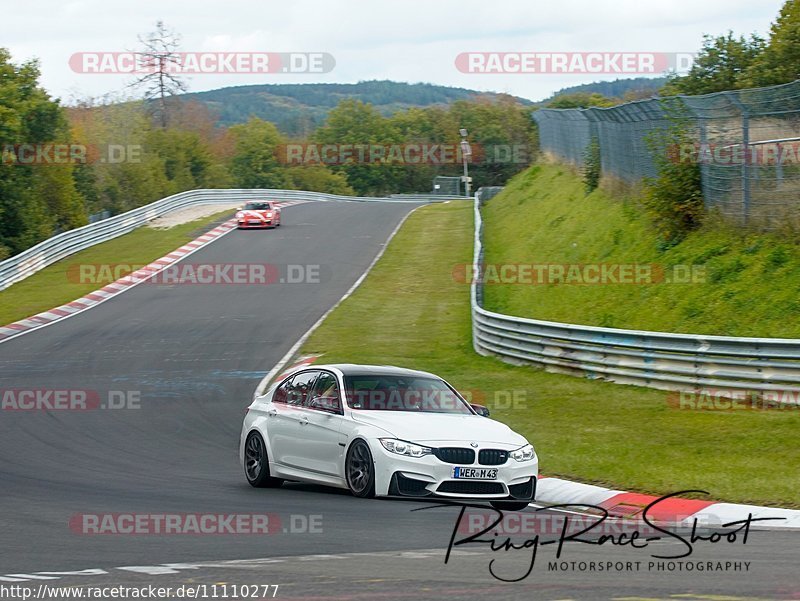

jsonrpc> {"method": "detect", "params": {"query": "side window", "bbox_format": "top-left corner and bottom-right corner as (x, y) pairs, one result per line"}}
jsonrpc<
(306, 372), (342, 412)
(273, 377), (292, 404)
(286, 371), (320, 406)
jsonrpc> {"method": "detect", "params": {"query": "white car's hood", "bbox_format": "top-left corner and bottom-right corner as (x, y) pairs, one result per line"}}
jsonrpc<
(350, 411), (528, 447)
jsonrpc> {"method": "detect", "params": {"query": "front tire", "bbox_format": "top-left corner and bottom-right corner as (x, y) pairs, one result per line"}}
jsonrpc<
(345, 440), (375, 498)
(244, 432), (283, 488)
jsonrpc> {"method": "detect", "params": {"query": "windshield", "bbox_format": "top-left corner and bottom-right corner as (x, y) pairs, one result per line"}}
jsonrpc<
(343, 374), (473, 414)
(243, 202), (271, 210)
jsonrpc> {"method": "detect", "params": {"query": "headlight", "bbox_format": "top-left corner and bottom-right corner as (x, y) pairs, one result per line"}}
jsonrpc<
(236, 212), (244, 219)
(509, 444), (535, 462)
(265, 211), (273, 217)
(380, 438), (432, 458)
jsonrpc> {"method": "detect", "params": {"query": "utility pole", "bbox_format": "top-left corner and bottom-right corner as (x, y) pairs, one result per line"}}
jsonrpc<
(460, 128), (472, 197)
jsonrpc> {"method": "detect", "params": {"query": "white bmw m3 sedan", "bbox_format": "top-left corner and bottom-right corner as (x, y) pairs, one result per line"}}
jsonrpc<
(240, 364), (538, 510)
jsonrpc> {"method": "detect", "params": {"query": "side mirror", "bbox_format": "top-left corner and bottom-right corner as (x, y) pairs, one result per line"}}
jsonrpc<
(471, 404), (490, 417)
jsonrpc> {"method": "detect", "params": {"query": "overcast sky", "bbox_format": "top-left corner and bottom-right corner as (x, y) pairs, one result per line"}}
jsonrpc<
(2, 0), (785, 104)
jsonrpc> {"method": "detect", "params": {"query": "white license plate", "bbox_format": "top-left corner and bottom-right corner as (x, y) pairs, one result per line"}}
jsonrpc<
(452, 467), (498, 479)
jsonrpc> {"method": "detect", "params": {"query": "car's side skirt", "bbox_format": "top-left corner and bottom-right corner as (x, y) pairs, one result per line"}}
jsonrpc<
(271, 462), (348, 490)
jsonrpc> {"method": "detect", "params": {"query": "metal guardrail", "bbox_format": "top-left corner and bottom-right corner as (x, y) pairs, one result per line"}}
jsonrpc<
(0, 189), (457, 292)
(390, 193), (468, 200)
(471, 189), (800, 394)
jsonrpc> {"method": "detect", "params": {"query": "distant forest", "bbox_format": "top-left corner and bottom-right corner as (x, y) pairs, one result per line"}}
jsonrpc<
(540, 77), (668, 105)
(181, 80), (533, 135)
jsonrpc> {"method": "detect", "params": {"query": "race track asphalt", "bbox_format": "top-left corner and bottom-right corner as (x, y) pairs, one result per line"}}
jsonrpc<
(0, 200), (796, 599)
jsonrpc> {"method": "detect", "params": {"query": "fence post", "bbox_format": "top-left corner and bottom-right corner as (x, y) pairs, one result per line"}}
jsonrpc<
(688, 102), (711, 211)
(729, 93), (751, 225)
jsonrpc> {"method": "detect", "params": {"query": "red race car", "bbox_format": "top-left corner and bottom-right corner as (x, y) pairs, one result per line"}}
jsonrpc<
(236, 201), (282, 229)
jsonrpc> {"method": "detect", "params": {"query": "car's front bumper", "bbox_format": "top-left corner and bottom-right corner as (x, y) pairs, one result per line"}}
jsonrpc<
(237, 220), (272, 228)
(389, 472), (536, 502)
(372, 443), (538, 500)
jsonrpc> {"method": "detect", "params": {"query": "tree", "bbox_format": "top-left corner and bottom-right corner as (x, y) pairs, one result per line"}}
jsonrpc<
(35, 165), (85, 232)
(661, 32), (764, 95)
(284, 166), (354, 195)
(229, 118), (288, 188)
(145, 128), (215, 192)
(67, 99), (171, 215)
(447, 96), (537, 188)
(547, 92), (616, 108)
(313, 100), (405, 195)
(387, 106), (458, 193)
(0, 48), (85, 256)
(643, 102), (705, 245)
(130, 21), (187, 128)
(740, 0), (800, 87)
(307, 96), (536, 195)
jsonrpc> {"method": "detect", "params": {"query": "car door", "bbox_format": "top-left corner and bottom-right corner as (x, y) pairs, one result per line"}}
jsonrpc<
(267, 370), (320, 470)
(294, 371), (346, 477)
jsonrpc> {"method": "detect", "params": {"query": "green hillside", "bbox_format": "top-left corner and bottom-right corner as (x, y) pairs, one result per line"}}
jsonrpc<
(483, 163), (800, 338)
(300, 200), (799, 507)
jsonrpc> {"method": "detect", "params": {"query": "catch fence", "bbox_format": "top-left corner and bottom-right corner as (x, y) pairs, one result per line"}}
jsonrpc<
(533, 79), (800, 226)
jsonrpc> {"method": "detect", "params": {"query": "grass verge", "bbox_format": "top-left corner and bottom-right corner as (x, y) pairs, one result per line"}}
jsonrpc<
(483, 163), (800, 337)
(301, 200), (799, 507)
(0, 209), (234, 326)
